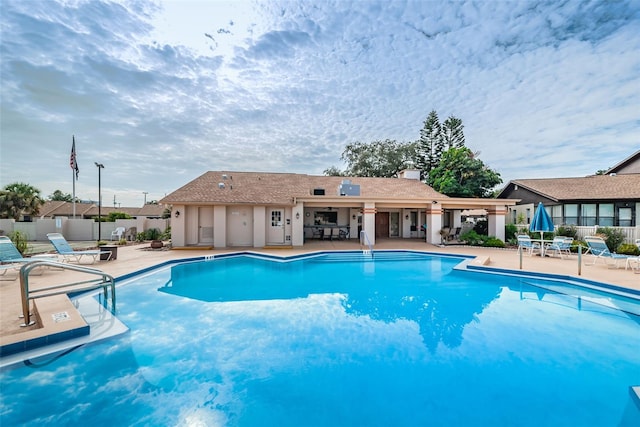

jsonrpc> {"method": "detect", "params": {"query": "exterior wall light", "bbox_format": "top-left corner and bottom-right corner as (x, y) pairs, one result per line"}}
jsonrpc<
(295, 212), (300, 219)
(175, 210), (180, 218)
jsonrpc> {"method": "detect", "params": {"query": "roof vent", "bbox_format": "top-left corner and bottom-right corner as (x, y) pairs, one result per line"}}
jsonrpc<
(313, 188), (325, 196)
(218, 182), (225, 189)
(222, 174), (228, 180)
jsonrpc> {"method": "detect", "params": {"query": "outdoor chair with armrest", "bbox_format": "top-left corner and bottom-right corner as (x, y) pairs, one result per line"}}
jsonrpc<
(545, 237), (573, 259)
(517, 235), (541, 256)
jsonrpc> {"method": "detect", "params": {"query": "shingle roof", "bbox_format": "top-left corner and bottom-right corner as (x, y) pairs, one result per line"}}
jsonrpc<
(160, 171), (445, 205)
(508, 174), (640, 201)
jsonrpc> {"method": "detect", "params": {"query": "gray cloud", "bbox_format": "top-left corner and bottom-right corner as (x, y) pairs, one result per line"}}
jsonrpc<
(1, 0), (638, 206)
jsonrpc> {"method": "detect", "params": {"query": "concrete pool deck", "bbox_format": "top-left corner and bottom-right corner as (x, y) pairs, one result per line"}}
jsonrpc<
(1, 239), (639, 361)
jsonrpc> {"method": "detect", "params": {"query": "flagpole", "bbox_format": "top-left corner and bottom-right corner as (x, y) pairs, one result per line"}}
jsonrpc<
(72, 167), (76, 218)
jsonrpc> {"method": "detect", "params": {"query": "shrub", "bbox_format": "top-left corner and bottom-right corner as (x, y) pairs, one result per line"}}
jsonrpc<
(483, 237), (505, 248)
(160, 226), (171, 241)
(145, 228), (161, 241)
(460, 230), (487, 246)
(555, 225), (578, 239)
(617, 243), (640, 256)
(505, 224), (518, 242)
(118, 238), (127, 246)
(136, 232), (146, 242)
(9, 231), (28, 255)
(473, 220), (488, 235)
(594, 227), (626, 252)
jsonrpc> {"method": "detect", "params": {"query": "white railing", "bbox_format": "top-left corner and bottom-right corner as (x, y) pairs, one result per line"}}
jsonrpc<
(515, 224), (638, 243)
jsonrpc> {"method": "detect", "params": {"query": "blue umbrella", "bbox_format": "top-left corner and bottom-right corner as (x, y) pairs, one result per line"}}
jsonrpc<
(529, 202), (554, 255)
(529, 202), (554, 234)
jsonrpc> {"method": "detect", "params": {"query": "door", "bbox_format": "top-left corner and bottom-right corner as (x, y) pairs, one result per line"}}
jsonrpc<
(227, 207), (253, 246)
(267, 209), (285, 245)
(198, 207), (214, 244)
(389, 212), (400, 237)
(375, 212), (389, 238)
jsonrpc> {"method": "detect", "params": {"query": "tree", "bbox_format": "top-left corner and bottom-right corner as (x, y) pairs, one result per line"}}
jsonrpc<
(339, 139), (417, 178)
(442, 115), (465, 149)
(48, 190), (73, 202)
(323, 166), (346, 176)
(0, 182), (45, 220)
(427, 147), (502, 197)
(416, 110), (443, 179)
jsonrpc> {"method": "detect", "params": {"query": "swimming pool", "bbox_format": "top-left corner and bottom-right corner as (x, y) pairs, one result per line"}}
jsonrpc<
(1, 251), (639, 426)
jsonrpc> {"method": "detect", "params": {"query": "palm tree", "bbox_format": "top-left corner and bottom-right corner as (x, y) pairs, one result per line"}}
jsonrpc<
(0, 182), (45, 220)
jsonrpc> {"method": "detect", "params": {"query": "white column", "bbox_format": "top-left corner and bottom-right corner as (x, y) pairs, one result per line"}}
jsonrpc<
(487, 206), (507, 241)
(292, 203), (304, 246)
(363, 202), (376, 246)
(213, 206), (226, 248)
(253, 206), (266, 248)
(427, 203), (443, 244)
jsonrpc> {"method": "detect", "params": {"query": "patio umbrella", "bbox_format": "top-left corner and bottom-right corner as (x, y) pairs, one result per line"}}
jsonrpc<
(529, 202), (554, 255)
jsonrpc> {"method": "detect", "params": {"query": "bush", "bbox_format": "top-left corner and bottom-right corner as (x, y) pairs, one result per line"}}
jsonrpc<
(505, 224), (518, 242)
(617, 243), (640, 256)
(136, 232), (146, 242)
(555, 225), (578, 239)
(117, 238), (127, 246)
(145, 228), (161, 240)
(483, 237), (505, 248)
(459, 230), (487, 246)
(473, 220), (488, 235)
(594, 227), (626, 252)
(160, 226), (171, 240)
(9, 231), (28, 255)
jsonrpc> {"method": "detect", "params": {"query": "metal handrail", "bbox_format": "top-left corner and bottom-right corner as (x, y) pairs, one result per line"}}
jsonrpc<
(360, 230), (373, 255)
(19, 260), (116, 327)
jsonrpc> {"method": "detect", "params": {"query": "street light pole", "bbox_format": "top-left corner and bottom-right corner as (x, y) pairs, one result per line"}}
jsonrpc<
(95, 162), (104, 241)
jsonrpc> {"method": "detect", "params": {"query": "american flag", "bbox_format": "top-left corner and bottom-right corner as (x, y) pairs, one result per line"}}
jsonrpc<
(70, 136), (79, 180)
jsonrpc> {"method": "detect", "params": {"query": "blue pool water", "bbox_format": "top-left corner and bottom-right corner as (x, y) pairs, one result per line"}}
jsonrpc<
(1, 251), (639, 426)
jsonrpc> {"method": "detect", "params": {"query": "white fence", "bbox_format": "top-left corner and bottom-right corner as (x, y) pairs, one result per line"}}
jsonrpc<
(0, 217), (170, 241)
(514, 224), (639, 243)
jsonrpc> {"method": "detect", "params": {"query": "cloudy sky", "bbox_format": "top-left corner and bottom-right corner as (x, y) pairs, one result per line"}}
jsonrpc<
(1, 0), (638, 207)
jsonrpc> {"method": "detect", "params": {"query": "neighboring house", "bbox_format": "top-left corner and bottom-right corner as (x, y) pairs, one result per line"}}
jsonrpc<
(497, 151), (640, 239)
(160, 170), (517, 248)
(37, 201), (165, 219)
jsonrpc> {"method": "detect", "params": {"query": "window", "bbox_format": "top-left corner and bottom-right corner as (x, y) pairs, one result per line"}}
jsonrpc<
(598, 204), (614, 227)
(271, 210), (282, 227)
(551, 205), (563, 225)
(581, 204), (597, 226)
(619, 207), (632, 227)
(564, 204), (578, 225)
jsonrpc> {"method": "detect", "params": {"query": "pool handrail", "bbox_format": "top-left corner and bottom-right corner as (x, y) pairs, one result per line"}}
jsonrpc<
(360, 230), (373, 255)
(19, 260), (116, 326)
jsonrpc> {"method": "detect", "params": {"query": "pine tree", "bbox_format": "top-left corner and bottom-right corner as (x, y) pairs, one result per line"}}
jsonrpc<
(416, 110), (442, 180)
(442, 115), (465, 149)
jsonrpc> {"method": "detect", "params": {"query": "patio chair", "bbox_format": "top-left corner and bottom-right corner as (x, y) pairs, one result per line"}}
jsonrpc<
(625, 240), (640, 272)
(323, 227), (332, 240)
(545, 237), (573, 259)
(331, 227), (341, 240)
(517, 235), (541, 256)
(583, 236), (629, 268)
(0, 236), (54, 278)
(47, 233), (111, 264)
(111, 227), (126, 241)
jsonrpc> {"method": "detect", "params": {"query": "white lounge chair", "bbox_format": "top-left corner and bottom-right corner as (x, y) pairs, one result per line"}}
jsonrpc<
(47, 233), (111, 264)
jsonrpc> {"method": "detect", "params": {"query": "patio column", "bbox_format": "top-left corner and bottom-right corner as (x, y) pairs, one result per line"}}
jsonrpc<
(213, 205), (227, 248)
(362, 203), (376, 246)
(426, 203), (443, 244)
(487, 206), (507, 241)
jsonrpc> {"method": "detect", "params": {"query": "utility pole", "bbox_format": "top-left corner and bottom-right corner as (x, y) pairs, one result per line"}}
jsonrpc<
(143, 191), (148, 205)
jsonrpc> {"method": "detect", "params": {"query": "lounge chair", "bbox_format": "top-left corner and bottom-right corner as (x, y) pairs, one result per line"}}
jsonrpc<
(583, 236), (629, 268)
(545, 237), (573, 259)
(0, 236), (55, 278)
(111, 227), (126, 241)
(625, 240), (640, 272)
(517, 235), (541, 256)
(47, 233), (111, 264)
